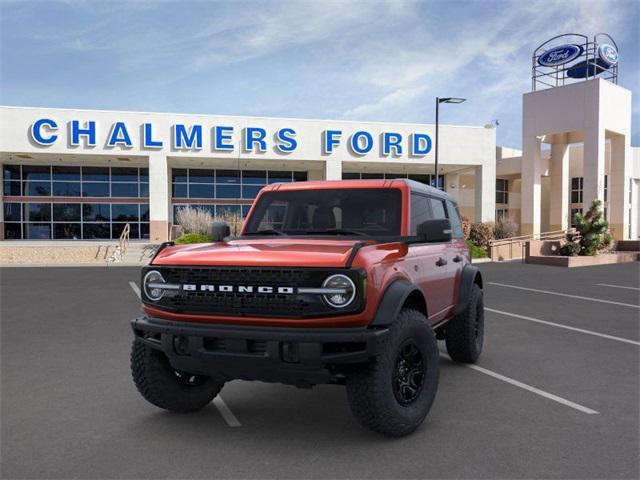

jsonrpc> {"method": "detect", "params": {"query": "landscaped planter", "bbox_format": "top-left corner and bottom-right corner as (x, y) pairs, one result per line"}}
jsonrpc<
(524, 240), (639, 267)
(525, 251), (639, 267)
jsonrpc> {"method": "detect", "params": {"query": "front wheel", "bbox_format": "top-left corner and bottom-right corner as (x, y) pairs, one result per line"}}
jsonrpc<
(131, 340), (224, 413)
(345, 309), (439, 437)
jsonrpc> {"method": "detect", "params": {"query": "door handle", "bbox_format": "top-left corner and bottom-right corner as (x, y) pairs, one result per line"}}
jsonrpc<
(436, 257), (447, 267)
(453, 255), (463, 263)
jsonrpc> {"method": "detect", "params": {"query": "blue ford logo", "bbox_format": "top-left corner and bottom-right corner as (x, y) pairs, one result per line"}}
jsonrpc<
(538, 44), (583, 67)
(598, 44), (618, 66)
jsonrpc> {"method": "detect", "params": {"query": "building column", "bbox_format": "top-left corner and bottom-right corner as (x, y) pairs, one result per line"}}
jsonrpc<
(474, 162), (495, 223)
(582, 126), (606, 211)
(609, 133), (631, 240)
(149, 153), (170, 242)
(521, 135), (543, 236)
(324, 159), (342, 180)
(549, 136), (570, 231)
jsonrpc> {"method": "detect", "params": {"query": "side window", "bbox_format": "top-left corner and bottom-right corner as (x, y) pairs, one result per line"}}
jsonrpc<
(446, 200), (464, 238)
(410, 194), (432, 234)
(429, 198), (447, 220)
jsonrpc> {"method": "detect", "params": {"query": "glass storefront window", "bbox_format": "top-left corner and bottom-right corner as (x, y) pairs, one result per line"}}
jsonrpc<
(4, 180), (21, 196)
(24, 223), (51, 239)
(54, 223), (81, 239)
(53, 204), (81, 222)
(83, 203), (110, 221)
(82, 167), (110, 181)
(188, 184), (215, 198)
(25, 181), (51, 196)
(52, 182), (81, 197)
(242, 170), (267, 184)
(111, 183), (139, 197)
(83, 223), (111, 239)
(22, 165), (51, 181)
(82, 182), (110, 197)
(25, 203), (51, 222)
(217, 170), (240, 184)
(4, 203), (21, 221)
(52, 166), (80, 181)
(4, 223), (22, 239)
(112, 204), (139, 222)
(3, 164), (21, 181)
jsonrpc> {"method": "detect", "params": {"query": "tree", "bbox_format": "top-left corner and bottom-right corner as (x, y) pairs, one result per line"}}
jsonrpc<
(560, 199), (613, 256)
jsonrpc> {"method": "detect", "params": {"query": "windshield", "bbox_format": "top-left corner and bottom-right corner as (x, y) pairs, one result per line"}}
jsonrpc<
(243, 188), (402, 237)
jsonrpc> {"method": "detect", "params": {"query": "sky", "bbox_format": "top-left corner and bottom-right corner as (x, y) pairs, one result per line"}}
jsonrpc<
(1, 0), (638, 148)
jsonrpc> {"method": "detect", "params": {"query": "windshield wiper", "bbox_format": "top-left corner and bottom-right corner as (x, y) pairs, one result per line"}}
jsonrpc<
(305, 228), (367, 236)
(243, 229), (286, 236)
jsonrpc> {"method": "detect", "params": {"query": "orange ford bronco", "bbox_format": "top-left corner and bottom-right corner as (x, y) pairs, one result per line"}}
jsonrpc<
(131, 179), (484, 436)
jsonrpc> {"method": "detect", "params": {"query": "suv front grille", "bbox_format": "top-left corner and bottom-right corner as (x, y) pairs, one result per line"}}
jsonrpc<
(143, 266), (364, 319)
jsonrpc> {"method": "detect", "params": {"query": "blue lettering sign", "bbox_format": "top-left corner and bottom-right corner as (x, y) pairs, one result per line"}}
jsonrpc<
(214, 126), (234, 151)
(244, 127), (267, 152)
(71, 120), (96, 147)
(143, 123), (163, 148)
(383, 132), (403, 156)
(30, 118), (58, 145)
(411, 133), (432, 156)
(350, 131), (373, 155)
(173, 124), (202, 150)
(275, 128), (297, 153)
(323, 130), (342, 154)
(107, 122), (133, 147)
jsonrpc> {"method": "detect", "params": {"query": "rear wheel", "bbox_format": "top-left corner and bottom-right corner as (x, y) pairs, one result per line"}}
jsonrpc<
(131, 340), (224, 413)
(345, 309), (439, 437)
(445, 284), (484, 363)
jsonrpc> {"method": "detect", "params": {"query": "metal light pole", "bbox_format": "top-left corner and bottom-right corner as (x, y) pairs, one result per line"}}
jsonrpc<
(435, 97), (466, 190)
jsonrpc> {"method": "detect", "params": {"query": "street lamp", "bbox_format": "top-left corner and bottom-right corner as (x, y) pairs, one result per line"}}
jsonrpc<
(435, 97), (466, 190)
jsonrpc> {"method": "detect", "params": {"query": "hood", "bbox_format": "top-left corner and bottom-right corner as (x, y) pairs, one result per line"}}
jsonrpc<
(152, 238), (368, 268)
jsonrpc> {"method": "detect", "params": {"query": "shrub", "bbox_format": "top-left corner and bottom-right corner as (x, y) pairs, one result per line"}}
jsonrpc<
(461, 216), (472, 239)
(560, 199), (613, 256)
(215, 210), (243, 236)
(174, 232), (212, 244)
(469, 222), (495, 249)
(494, 217), (518, 239)
(467, 239), (487, 259)
(176, 206), (213, 235)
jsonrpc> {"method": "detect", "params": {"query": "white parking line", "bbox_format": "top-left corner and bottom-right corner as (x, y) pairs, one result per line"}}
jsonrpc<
(213, 396), (242, 427)
(488, 282), (640, 309)
(486, 307), (640, 347)
(441, 355), (599, 415)
(128, 280), (242, 427)
(596, 283), (640, 291)
(129, 281), (141, 299)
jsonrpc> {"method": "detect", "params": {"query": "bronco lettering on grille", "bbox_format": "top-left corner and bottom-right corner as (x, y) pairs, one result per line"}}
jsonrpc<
(182, 284), (295, 294)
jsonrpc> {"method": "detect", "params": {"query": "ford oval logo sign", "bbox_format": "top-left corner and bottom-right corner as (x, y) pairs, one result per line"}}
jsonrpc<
(538, 44), (583, 67)
(598, 44), (618, 67)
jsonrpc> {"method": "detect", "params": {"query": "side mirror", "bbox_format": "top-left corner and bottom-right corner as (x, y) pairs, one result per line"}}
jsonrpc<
(211, 222), (231, 242)
(417, 219), (452, 243)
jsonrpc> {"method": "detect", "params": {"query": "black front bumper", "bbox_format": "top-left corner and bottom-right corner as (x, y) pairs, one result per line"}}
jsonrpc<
(131, 316), (388, 386)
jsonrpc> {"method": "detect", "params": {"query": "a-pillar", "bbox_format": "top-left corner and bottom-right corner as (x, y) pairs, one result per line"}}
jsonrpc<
(474, 162), (496, 223)
(148, 153), (171, 242)
(521, 135), (543, 236)
(324, 159), (342, 180)
(609, 133), (631, 240)
(549, 135), (570, 231)
(582, 126), (606, 211)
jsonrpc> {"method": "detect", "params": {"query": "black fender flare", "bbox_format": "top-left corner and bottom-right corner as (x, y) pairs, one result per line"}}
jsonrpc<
(370, 279), (425, 327)
(455, 264), (483, 315)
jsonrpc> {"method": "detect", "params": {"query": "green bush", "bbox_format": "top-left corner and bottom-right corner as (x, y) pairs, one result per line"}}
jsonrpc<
(174, 232), (212, 245)
(467, 239), (487, 258)
(560, 199), (613, 256)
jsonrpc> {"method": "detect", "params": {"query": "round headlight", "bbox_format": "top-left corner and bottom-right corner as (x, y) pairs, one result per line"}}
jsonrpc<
(322, 274), (356, 308)
(143, 270), (166, 301)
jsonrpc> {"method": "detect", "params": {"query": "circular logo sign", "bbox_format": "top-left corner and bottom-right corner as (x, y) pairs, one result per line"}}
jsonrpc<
(598, 44), (618, 66)
(538, 44), (583, 67)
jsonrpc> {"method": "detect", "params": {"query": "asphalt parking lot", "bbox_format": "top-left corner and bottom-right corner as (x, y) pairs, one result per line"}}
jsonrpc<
(1, 262), (639, 479)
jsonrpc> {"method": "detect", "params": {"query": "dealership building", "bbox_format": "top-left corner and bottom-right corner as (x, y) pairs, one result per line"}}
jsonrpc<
(0, 34), (638, 243)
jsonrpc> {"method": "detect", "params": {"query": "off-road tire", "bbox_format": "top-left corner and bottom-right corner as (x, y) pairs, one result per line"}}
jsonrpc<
(131, 340), (224, 413)
(445, 283), (484, 363)
(345, 309), (439, 437)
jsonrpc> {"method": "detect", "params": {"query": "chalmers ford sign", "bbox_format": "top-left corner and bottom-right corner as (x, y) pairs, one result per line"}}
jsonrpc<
(29, 118), (434, 157)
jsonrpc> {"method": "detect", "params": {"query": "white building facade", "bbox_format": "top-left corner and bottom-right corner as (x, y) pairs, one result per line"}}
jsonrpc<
(0, 106), (496, 242)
